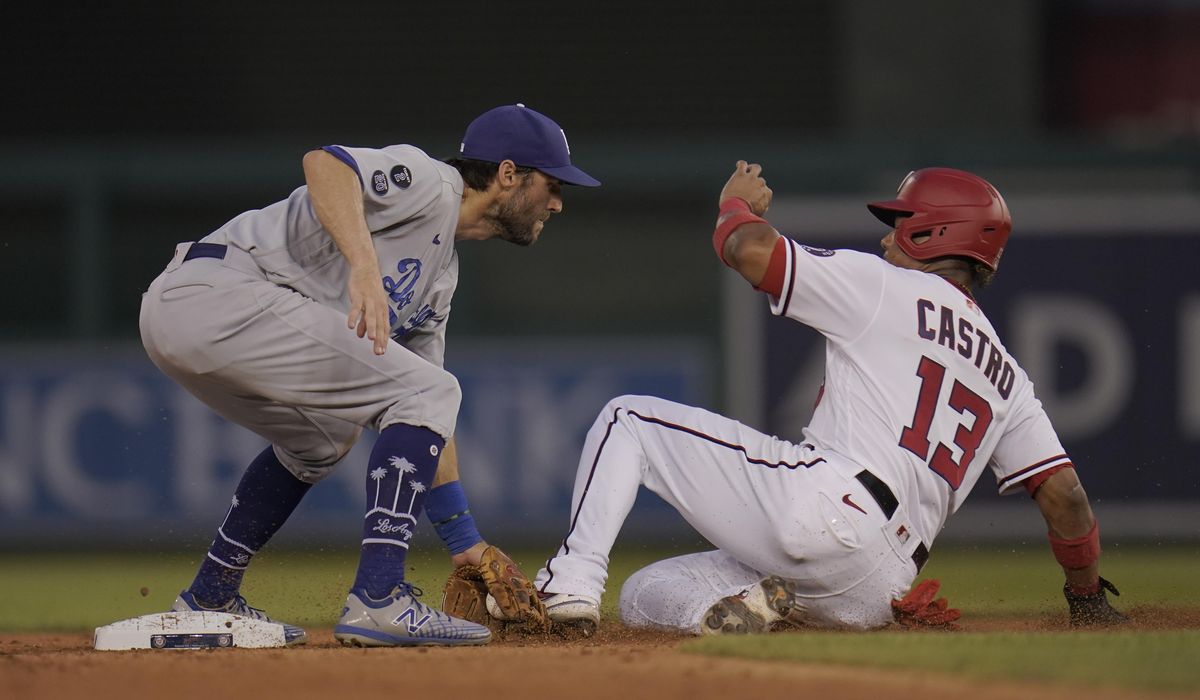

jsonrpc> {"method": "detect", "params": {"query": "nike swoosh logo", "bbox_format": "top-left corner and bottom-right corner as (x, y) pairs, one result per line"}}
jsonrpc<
(432, 234), (442, 245)
(842, 493), (867, 515)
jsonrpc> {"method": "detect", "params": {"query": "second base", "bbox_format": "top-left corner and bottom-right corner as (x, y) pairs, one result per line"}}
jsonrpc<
(93, 610), (305, 650)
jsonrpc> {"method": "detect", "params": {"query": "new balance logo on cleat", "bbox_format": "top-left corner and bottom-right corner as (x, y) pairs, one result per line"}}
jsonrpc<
(334, 584), (490, 647)
(393, 606), (432, 633)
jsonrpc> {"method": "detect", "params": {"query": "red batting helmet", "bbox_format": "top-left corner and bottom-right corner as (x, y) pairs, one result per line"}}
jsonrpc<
(867, 168), (1011, 270)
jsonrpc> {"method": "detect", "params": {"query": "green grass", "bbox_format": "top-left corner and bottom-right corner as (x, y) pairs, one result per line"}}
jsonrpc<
(0, 543), (673, 632)
(916, 542), (1200, 615)
(685, 631), (1200, 692)
(2, 542), (1199, 693)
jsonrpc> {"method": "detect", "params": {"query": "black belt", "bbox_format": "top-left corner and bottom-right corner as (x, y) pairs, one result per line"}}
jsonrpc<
(183, 243), (228, 261)
(854, 470), (930, 572)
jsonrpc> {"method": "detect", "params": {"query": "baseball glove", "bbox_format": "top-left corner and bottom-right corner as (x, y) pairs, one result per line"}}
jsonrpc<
(441, 545), (549, 633)
(891, 578), (961, 630)
(1064, 577), (1127, 626)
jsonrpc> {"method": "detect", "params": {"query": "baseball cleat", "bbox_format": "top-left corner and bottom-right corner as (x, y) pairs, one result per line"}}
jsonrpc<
(171, 590), (307, 645)
(334, 584), (492, 647)
(542, 592), (601, 637)
(701, 576), (807, 635)
(759, 575), (808, 626)
(702, 594), (768, 635)
(493, 592), (601, 636)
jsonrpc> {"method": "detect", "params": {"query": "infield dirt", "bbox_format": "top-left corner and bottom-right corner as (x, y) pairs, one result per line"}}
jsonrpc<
(3, 609), (1198, 700)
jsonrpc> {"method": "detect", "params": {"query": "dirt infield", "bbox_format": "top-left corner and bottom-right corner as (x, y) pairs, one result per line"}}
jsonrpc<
(4, 609), (1198, 700)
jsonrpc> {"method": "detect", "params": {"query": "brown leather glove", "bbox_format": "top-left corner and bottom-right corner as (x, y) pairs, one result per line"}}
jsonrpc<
(441, 545), (549, 633)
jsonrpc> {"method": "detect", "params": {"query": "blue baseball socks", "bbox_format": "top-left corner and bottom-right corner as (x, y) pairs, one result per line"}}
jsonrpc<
(351, 423), (445, 599)
(188, 446), (312, 607)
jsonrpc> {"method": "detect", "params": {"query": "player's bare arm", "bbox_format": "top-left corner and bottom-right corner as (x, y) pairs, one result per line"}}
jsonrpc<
(1032, 467), (1126, 624)
(302, 149), (391, 356)
(1033, 469), (1099, 587)
(715, 160), (779, 286)
(424, 438), (496, 568)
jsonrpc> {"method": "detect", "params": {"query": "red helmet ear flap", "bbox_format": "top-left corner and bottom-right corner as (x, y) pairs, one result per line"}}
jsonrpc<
(866, 168), (1011, 270)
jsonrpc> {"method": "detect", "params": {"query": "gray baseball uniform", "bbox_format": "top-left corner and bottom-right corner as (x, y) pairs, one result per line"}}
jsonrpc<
(140, 144), (462, 482)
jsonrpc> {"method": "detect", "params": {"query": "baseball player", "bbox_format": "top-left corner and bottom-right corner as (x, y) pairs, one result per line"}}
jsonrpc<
(526, 163), (1125, 634)
(139, 104), (599, 646)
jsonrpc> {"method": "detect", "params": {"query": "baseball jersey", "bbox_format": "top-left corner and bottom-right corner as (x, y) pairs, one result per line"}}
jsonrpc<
(201, 144), (461, 367)
(770, 240), (1071, 546)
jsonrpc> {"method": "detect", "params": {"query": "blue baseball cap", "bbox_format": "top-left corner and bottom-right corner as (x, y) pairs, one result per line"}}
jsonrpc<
(459, 104), (600, 187)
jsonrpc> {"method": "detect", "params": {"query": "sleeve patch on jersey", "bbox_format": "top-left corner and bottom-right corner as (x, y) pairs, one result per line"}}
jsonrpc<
(800, 244), (835, 257)
(321, 146), (363, 188)
(371, 170), (389, 195)
(390, 165), (413, 189)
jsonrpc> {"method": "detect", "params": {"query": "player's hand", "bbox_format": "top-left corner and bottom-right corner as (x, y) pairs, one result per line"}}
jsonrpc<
(891, 578), (961, 630)
(1064, 577), (1128, 626)
(720, 160), (773, 216)
(346, 264), (391, 355)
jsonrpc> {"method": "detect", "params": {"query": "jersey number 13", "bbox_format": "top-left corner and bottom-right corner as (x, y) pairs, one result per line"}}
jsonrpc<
(899, 355), (994, 490)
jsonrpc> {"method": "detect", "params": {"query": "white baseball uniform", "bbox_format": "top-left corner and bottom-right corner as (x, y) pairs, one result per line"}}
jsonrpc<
(534, 239), (1072, 631)
(139, 144), (464, 482)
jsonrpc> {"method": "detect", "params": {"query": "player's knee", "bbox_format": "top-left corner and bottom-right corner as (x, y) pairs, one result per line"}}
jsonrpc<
(379, 366), (461, 439)
(276, 429), (363, 483)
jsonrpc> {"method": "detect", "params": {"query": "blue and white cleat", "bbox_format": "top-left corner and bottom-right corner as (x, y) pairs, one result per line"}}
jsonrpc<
(171, 590), (307, 646)
(334, 584), (492, 647)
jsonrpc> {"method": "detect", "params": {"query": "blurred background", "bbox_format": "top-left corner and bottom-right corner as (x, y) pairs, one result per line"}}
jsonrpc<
(1, 0), (1197, 552)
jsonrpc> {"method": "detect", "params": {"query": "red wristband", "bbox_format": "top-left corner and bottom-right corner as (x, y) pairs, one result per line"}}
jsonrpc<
(713, 197), (767, 265)
(1048, 520), (1100, 570)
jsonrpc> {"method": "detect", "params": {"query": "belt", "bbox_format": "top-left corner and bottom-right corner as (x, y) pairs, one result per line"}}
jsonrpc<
(183, 243), (228, 261)
(854, 470), (929, 572)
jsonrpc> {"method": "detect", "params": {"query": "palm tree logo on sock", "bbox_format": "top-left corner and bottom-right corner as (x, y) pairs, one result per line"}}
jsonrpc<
(364, 457), (420, 544)
(406, 481), (425, 515)
(369, 467), (388, 509)
(388, 457), (417, 512)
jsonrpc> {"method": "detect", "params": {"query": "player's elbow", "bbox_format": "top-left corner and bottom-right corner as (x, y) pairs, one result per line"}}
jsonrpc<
(302, 148), (333, 175)
(725, 224), (779, 281)
(1036, 469), (1094, 533)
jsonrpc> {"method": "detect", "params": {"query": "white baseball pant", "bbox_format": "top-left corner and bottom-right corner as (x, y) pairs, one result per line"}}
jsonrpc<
(534, 395), (923, 631)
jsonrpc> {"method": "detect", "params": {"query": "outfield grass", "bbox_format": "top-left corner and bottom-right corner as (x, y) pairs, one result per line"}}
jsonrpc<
(2, 543), (1198, 692)
(0, 544), (672, 631)
(685, 631), (1200, 692)
(916, 542), (1200, 615)
(1, 542), (1196, 632)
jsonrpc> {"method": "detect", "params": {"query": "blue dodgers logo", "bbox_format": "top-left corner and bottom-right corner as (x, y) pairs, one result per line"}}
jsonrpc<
(383, 258), (422, 326)
(390, 165), (412, 189)
(391, 304), (435, 341)
(801, 245), (835, 257)
(372, 170), (389, 195)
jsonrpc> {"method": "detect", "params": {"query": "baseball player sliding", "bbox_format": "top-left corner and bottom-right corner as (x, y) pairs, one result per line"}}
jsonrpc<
(139, 104), (598, 646)
(525, 163), (1125, 634)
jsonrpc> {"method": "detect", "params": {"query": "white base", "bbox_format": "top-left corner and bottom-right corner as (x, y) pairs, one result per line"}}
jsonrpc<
(93, 611), (291, 650)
